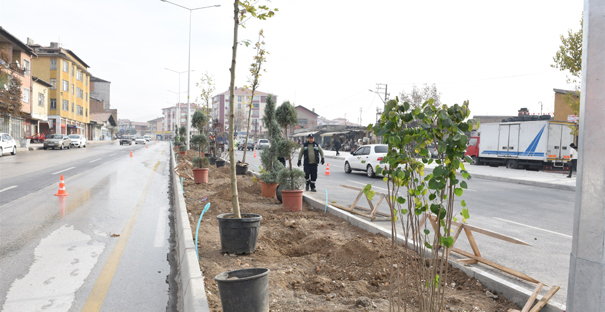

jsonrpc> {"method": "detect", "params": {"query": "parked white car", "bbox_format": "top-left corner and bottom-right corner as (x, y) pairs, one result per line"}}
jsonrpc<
(135, 136), (147, 145)
(144, 135), (151, 142)
(68, 134), (87, 148)
(256, 139), (270, 150)
(344, 144), (388, 178)
(0, 133), (17, 157)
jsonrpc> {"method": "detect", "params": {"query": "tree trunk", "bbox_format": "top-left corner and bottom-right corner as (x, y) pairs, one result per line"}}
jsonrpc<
(228, 0), (241, 219)
(241, 86), (256, 164)
(285, 127), (292, 169)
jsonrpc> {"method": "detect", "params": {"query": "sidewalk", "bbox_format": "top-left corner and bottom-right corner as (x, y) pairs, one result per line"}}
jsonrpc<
(322, 150), (576, 191)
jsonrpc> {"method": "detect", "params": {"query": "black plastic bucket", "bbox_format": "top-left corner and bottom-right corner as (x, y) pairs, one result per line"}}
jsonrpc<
(209, 157), (216, 166)
(217, 213), (262, 254)
(215, 268), (270, 312)
(236, 162), (249, 175)
(276, 184), (282, 203)
(216, 159), (225, 168)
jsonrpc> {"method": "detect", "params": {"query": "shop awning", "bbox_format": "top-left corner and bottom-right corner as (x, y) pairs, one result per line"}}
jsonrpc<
(292, 131), (318, 137)
(320, 131), (349, 137)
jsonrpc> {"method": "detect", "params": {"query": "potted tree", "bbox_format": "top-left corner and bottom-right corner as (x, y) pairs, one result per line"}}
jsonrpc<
(191, 134), (208, 159)
(274, 101), (305, 210)
(178, 142), (187, 155)
(192, 156), (209, 184)
(191, 110), (208, 154)
(258, 94), (282, 198)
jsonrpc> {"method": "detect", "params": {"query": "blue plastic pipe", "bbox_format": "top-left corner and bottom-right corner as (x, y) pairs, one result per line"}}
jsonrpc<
(325, 190), (328, 213)
(181, 177), (184, 194)
(195, 203), (211, 260)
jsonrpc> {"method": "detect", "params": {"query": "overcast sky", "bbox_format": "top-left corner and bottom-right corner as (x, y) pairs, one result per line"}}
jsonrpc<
(0, 0), (583, 124)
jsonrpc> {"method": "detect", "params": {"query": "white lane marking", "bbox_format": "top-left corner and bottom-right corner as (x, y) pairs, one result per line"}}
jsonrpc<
(153, 205), (169, 248)
(347, 180), (389, 192)
(0, 185), (17, 193)
(493, 217), (572, 238)
(89, 158), (102, 163)
(109, 154), (116, 156)
(2, 225), (105, 312)
(52, 167), (75, 175)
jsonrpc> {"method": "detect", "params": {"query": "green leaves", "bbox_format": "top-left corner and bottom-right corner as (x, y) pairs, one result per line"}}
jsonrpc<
(465, 155), (473, 163)
(424, 229), (430, 235)
(440, 236), (454, 248)
(424, 242), (433, 249)
(460, 181), (468, 189)
(461, 208), (470, 221)
(363, 184), (376, 201)
(454, 188), (463, 197)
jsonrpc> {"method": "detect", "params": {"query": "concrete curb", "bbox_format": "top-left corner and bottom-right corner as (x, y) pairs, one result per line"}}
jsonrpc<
(299, 194), (566, 312)
(170, 147), (211, 312)
(465, 172), (576, 192)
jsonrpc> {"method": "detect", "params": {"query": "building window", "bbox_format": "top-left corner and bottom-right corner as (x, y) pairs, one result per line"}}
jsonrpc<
(238, 103), (241, 109)
(62, 80), (69, 91)
(86, 109), (88, 117)
(85, 92), (88, 101)
(71, 103), (74, 113)
(252, 103), (259, 108)
(23, 59), (30, 76)
(253, 95), (259, 101)
(38, 93), (44, 107)
(77, 105), (83, 116)
(86, 76), (88, 86)
(77, 70), (82, 81)
(50, 99), (57, 109)
(63, 60), (69, 72)
(23, 88), (30, 103)
(48, 78), (56, 90)
(299, 118), (308, 125)
(238, 96), (242, 102)
(72, 66), (74, 76)
(77, 88), (83, 99)
(62, 100), (69, 110)
(71, 84), (74, 95)
(50, 58), (57, 70)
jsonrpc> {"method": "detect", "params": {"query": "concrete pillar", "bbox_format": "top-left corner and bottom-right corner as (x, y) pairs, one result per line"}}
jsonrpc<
(566, 1), (605, 311)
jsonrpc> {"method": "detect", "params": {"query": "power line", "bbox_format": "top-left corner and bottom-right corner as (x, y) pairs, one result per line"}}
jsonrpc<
(391, 71), (550, 86)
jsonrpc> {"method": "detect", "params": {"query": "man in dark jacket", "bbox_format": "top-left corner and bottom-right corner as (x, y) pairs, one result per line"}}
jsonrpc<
(297, 134), (325, 192)
(334, 138), (342, 156)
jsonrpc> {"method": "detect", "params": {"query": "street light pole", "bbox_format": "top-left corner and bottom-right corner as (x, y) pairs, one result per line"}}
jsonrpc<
(161, 0), (220, 150)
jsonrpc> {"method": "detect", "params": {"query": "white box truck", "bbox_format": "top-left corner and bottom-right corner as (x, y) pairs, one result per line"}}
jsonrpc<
(473, 120), (575, 170)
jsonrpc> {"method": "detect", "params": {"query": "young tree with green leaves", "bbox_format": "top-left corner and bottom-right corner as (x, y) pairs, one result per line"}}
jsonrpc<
(241, 29), (268, 165)
(275, 101), (298, 168)
(0, 50), (23, 115)
(196, 71), (215, 122)
(367, 98), (477, 312)
(226, 0), (277, 219)
(552, 16), (582, 118)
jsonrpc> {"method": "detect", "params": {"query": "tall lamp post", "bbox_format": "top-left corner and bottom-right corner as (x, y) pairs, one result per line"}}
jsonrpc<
(161, 0), (220, 149)
(165, 68), (192, 134)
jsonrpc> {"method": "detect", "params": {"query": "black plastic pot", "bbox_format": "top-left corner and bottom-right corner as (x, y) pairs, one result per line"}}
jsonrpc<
(216, 159), (226, 168)
(236, 162), (249, 175)
(215, 268), (270, 312)
(276, 184), (282, 203)
(208, 157), (216, 166)
(217, 213), (262, 254)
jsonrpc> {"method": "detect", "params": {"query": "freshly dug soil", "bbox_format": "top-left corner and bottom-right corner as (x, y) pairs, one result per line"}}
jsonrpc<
(180, 160), (519, 312)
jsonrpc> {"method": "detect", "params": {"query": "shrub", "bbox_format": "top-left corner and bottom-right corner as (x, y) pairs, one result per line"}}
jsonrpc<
(277, 167), (305, 190)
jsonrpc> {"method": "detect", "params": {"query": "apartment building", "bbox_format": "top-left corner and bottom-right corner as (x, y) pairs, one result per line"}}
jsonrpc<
(28, 40), (91, 137)
(148, 117), (164, 139)
(161, 103), (196, 140)
(0, 27), (36, 141)
(211, 87), (276, 135)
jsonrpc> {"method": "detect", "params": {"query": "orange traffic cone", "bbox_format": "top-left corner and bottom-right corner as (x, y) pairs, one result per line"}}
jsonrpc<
(324, 163), (331, 176)
(254, 150), (257, 158)
(146, 143), (148, 148)
(54, 174), (69, 196)
(130, 149), (133, 157)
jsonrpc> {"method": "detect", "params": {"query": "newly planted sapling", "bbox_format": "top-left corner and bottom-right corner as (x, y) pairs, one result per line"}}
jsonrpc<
(366, 97), (477, 312)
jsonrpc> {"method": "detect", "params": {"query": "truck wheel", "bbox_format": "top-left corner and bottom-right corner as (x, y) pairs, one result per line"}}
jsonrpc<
(506, 159), (518, 169)
(471, 156), (479, 165)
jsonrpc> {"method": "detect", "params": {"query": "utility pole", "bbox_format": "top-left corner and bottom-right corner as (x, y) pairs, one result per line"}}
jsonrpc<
(359, 107), (363, 126)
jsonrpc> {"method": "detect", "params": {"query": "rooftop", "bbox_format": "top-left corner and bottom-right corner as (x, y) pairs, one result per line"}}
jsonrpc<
(215, 87), (270, 97)
(295, 105), (319, 116)
(0, 27), (36, 56)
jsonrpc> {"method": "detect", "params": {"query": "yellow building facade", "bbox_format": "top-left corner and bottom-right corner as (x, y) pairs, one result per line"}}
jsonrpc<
(29, 42), (90, 136)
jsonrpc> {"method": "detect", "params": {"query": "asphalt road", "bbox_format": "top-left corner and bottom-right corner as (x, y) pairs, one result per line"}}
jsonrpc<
(234, 149), (574, 305)
(0, 141), (176, 312)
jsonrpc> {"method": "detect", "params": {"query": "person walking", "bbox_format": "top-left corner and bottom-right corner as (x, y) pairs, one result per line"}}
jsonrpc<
(334, 138), (342, 156)
(568, 143), (578, 178)
(297, 134), (325, 192)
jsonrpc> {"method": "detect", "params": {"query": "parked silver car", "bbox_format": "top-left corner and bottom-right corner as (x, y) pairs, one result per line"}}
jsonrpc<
(256, 139), (270, 150)
(44, 134), (72, 150)
(0, 133), (17, 157)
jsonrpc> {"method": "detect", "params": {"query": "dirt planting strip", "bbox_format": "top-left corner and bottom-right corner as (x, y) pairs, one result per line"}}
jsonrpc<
(177, 150), (520, 312)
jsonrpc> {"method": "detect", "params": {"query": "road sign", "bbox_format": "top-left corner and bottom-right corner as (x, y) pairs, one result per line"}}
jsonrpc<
(568, 115), (579, 122)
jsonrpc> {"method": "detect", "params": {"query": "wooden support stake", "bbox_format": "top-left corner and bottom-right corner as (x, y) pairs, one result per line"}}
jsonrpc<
(450, 247), (540, 284)
(446, 224), (465, 257)
(371, 194), (385, 218)
(528, 286), (560, 312)
(464, 227), (481, 264)
(349, 190), (364, 212)
(521, 283), (544, 312)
